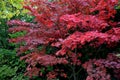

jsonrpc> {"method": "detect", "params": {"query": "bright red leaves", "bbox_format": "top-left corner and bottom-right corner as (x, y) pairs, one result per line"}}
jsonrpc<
(8, 0), (120, 80)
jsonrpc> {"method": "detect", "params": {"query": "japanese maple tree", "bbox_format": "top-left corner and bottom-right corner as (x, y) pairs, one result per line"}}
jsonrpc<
(8, 0), (120, 80)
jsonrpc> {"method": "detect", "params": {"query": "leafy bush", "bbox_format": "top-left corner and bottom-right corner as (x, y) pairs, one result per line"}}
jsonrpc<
(0, 16), (34, 80)
(0, 0), (26, 20)
(0, 49), (29, 80)
(0, 0), (35, 80)
(8, 0), (120, 80)
(0, 0), (34, 48)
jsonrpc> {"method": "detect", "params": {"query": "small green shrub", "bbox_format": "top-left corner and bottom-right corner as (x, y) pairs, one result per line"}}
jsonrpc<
(0, 49), (29, 80)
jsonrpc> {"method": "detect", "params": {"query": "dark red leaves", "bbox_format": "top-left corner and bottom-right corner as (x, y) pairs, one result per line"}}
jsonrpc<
(9, 26), (30, 33)
(57, 31), (120, 54)
(60, 14), (108, 31)
(21, 52), (68, 66)
(83, 59), (111, 80)
(7, 20), (35, 27)
(83, 54), (120, 80)
(8, 0), (120, 79)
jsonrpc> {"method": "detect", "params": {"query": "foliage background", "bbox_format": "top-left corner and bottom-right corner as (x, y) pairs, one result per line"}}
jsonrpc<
(0, 0), (34, 79)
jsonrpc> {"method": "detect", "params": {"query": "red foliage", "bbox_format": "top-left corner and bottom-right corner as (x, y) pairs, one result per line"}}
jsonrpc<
(83, 54), (120, 80)
(60, 14), (109, 31)
(20, 52), (68, 66)
(83, 59), (111, 80)
(8, 0), (120, 80)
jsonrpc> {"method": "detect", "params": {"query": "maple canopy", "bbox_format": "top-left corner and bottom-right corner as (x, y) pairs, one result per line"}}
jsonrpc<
(8, 0), (120, 80)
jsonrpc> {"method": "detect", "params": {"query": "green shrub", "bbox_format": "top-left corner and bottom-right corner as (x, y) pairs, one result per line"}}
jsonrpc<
(0, 49), (29, 80)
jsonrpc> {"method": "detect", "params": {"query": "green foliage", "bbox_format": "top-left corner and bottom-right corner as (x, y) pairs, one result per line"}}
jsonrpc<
(9, 31), (26, 38)
(0, 65), (18, 79)
(0, 0), (34, 48)
(115, 1), (120, 9)
(46, 66), (53, 72)
(0, 19), (9, 48)
(0, 0), (28, 20)
(0, 13), (34, 49)
(0, 0), (35, 80)
(46, 46), (58, 54)
(0, 49), (29, 80)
